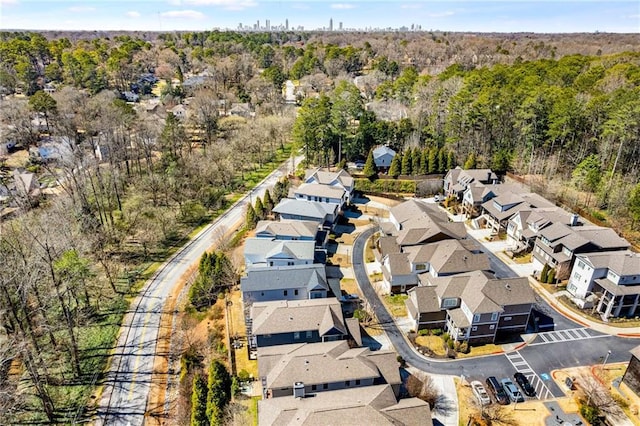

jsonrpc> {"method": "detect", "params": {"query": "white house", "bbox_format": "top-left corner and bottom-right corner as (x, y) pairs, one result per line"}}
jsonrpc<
(567, 251), (640, 319)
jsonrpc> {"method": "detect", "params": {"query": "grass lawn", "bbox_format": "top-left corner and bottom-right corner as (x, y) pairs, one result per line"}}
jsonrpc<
(457, 343), (503, 358)
(340, 278), (360, 296)
(415, 335), (447, 356)
(382, 294), (408, 317)
(512, 252), (532, 264)
(328, 253), (351, 267)
(365, 243), (375, 263)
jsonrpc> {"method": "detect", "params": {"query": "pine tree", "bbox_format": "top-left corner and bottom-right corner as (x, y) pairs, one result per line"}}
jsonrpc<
(420, 148), (429, 175)
(207, 360), (232, 426)
(438, 147), (447, 173)
(463, 152), (477, 170)
(428, 147), (438, 174)
(363, 149), (377, 180)
(540, 263), (550, 283)
(245, 204), (257, 229)
(388, 154), (401, 179)
(411, 147), (421, 175)
(401, 149), (412, 175)
(547, 268), (556, 284)
(254, 198), (265, 220)
(191, 374), (209, 426)
(447, 151), (456, 170)
(263, 190), (274, 214)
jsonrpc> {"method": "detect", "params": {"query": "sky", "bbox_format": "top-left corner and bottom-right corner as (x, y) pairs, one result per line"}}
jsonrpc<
(0, 0), (638, 33)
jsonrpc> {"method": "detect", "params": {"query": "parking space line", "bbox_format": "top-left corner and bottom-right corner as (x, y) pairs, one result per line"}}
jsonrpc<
(504, 350), (555, 401)
(531, 327), (607, 346)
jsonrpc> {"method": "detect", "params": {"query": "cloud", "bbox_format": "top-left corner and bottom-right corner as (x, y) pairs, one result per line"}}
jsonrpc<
(401, 4), (422, 10)
(181, 0), (258, 10)
(160, 9), (205, 19)
(126, 11), (141, 18)
(427, 11), (455, 18)
(68, 5), (96, 12)
(0, 0), (19, 5)
(331, 3), (355, 10)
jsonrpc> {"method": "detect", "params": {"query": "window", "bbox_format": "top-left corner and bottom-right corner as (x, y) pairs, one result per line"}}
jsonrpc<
(322, 383), (328, 390)
(473, 314), (481, 323)
(311, 385), (317, 391)
(269, 261), (274, 267)
(568, 284), (577, 293)
(491, 312), (499, 321)
(288, 261), (294, 266)
(294, 289), (299, 296)
(490, 325), (495, 330)
(472, 326), (478, 331)
(345, 380), (350, 386)
(355, 379), (360, 385)
(416, 264), (426, 271)
(284, 290), (288, 296)
(294, 332), (300, 340)
(577, 260), (586, 270)
(503, 316), (512, 321)
(573, 272), (582, 282)
(306, 331), (312, 338)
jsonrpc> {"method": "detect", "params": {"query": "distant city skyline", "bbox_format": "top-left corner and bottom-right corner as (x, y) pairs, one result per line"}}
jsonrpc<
(0, 1), (638, 33)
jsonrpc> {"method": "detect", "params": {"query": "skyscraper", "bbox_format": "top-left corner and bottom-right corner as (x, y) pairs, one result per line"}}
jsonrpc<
(329, 18), (333, 31)
(266, 19), (270, 30)
(285, 19), (289, 30)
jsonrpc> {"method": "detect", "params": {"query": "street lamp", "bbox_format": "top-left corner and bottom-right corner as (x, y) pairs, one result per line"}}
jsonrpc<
(602, 350), (612, 372)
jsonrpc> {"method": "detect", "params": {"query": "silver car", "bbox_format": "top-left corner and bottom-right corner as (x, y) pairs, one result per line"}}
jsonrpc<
(471, 380), (491, 405)
(501, 378), (525, 403)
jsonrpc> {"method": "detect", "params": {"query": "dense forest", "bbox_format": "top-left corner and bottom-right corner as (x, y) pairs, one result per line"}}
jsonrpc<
(1, 29), (639, 422)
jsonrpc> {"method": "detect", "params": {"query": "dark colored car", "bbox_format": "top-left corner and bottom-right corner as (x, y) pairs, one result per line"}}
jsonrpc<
(485, 376), (510, 405)
(514, 372), (536, 397)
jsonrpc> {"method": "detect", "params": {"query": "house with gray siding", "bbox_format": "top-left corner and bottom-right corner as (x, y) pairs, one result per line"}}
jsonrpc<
(241, 264), (331, 304)
(273, 198), (339, 228)
(243, 238), (316, 269)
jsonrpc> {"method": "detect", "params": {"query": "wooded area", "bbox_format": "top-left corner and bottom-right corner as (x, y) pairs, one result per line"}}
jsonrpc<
(1, 29), (639, 422)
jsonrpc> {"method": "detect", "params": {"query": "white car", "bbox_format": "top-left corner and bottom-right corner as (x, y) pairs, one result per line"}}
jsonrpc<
(471, 380), (491, 405)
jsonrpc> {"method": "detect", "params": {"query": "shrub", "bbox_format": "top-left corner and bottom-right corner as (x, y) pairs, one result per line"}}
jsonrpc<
(238, 369), (250, 382)
(432, 328), (443, 336)
(442, 333), (450, 342)
(579, 404), (600, 424)
(459, 342), (470, 354)
(448, 340), (455, 349)
(396, 355), (407, 367)
(547, 268), (556, 284)
(540, 263), (550, 283)
(418, 329), (430, 336)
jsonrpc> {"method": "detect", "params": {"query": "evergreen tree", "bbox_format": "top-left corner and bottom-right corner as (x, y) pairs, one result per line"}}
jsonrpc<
(420, 148), (429, 175)
(245, 204), (257, 229)
(547, 268), (556, 284)
(447, 151), (457, 170)
(388, 153), (401, 179)
(363, 149), (377, 180)
(438, 147), (447, 173)
(411, 147), (421, 175)
(401, 149), (412, 175)
(629, 184), (640, 230)
(428, 147), (438, 174)
(191, 374), (209, 426)
(263, 190), (274, 214)
(463, 152), (477, 170)
(207, 360), (232, 426)
(254, 198), (265, 220)
(540, 263), (550, 283)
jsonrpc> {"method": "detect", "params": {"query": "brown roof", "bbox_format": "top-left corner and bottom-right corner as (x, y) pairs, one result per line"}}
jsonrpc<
(258, 384), (432, 426)
(407, 286), (441, 315)
(448, 308), (470, 328)
(255, 219), (319, 239)
(580, 251), (640, 276)
(386, 253), (412, 275)
(251, 299), (346, 337)
(378, 235), (401, 256)
(426, 240), (491, 275)
(258, 341), (400, 390)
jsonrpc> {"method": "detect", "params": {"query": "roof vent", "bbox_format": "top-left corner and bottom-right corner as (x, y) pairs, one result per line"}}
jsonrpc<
(293, 382), (305, 398)
(505, 283), (511, 290)
(304, 360), (309, 365)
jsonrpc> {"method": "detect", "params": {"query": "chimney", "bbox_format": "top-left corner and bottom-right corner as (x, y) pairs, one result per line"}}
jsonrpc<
(293, 382), (305, 398)
(570, 214), (579, 226)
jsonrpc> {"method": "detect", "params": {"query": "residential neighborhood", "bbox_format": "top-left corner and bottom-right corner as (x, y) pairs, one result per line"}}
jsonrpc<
(233, 165), (640, 425)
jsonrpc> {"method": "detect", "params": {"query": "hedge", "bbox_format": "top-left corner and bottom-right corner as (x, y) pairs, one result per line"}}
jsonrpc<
(354, 178), (416, 194)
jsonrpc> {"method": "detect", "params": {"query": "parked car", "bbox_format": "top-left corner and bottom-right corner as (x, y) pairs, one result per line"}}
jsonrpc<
(514, 372), (536, 397)
(501, 378), (525, 403)
(471, 380), (491, 405)
(485, 376), (509, 405)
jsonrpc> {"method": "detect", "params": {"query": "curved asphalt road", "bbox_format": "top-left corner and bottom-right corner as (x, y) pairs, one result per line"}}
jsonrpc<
(96, 156), (301, 426)
(352, 226), (639, 393)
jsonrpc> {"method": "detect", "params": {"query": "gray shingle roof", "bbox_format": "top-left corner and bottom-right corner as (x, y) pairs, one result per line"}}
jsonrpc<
(579, 251), (640, 276)
(244, 238), (315, 265)
(273, 199), (337, 220)
(294, 183), (346, 199)
(241, 264), (328, 292)
(255, 220), (319, 239)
